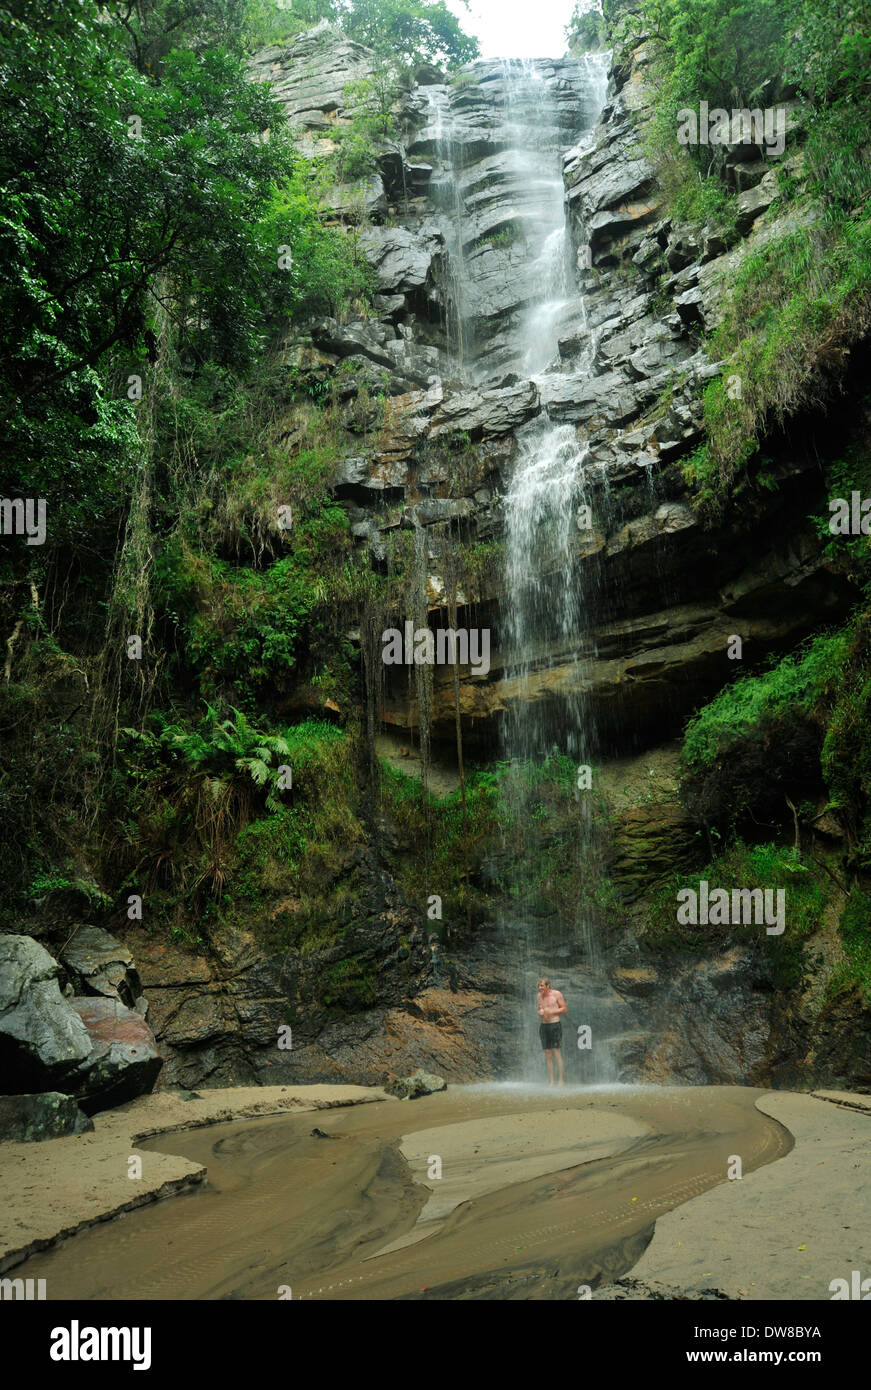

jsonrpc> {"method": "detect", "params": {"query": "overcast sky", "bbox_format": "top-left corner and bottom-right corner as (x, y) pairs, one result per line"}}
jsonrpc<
(446, 0), (582, 60)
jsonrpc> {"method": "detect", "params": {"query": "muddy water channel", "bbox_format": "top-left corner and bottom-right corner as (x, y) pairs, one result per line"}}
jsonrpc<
(17, 1085), (791, 1300)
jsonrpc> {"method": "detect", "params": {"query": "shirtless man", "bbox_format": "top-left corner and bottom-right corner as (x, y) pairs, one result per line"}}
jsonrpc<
(537, 977), (567, 1085)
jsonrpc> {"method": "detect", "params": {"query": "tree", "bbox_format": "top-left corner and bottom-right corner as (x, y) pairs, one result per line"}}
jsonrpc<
(244, 0), (339, 48)
(339, 0), (479, 68)
(566, 2), (607, 54)
(104, 0), (252, 70)
(642, 0), (792, 111)
(0, 0), (296, 546)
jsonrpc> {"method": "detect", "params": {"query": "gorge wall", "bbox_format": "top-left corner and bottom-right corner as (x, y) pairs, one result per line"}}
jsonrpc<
(4, 10), (870, 1115)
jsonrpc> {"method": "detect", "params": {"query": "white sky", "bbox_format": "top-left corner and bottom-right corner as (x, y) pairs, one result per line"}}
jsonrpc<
(446, 0), (581, 60)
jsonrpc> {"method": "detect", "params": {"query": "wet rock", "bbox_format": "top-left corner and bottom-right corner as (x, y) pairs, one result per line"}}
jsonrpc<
(610, 802), (701, 902)
(593, 1278), (729, 1300)
(612, 967), (660, 999)
(0, 1092), (94, 1144)
(311, 317), (432, 389)
(546, 369), (645, 424)
(383, 1068), (447, 1099)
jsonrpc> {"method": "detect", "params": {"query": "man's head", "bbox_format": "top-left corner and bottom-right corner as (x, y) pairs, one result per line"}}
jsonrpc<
(538, 978), (550, 993)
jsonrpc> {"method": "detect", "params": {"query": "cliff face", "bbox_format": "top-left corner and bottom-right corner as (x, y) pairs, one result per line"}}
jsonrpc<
(260, 27), (856, 753)
(241, 24), (867, 1093)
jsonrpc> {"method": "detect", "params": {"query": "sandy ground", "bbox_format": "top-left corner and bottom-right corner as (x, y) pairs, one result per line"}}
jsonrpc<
(3, 1083), (867, 1300)
(626, 1090), (871, 1300)
(0, 1084), (391, 1273)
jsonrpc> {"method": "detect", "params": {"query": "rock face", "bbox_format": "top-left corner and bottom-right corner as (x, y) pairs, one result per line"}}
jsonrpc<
(260, 30), (853, 757)
(60, 926), (145, 1011)
(248, 24), (376, 135)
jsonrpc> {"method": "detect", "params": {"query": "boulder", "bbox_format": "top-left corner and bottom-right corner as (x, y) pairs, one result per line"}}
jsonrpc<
(0, 1091), (93, 1144)
(0, 935), (92, 1092)
(735, 171), (778, 234)
(70, 997), (163, 1116)
(383, 1068), (447, 1099)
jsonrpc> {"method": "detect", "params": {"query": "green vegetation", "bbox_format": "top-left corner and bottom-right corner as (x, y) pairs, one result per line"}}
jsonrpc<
(683, 221), (871, 513)
(645, 840), (830, 989)
(332, 65), (402, 181)
(829, 892), (871, 1003)
(0, 0), (391, 937)
(245, 0), (479, 67)
(566, 3), (607, 54)
(682, 630), (850, 776)
(338, 0), (478, 67)
(231, 721), (363, 944)
(477, 224), (522, 250)
(628, 0), (871, 515)
(647, 836), (871, 1005)
(679, 627), (858, 836)
(679, 610), (871, 875)
(380, 754), (615, 933)
(112, 712), (360, 933)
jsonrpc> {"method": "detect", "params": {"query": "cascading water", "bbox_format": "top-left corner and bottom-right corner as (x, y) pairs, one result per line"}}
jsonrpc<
(422, 50), (617, 1084)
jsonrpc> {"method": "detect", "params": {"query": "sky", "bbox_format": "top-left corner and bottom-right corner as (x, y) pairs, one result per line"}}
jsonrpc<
(446, 0), (583, 60)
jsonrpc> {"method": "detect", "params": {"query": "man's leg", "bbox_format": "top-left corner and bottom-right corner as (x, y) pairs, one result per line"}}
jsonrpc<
(544, 1048), (555, 1084)
(555, 1044), (564, 1085)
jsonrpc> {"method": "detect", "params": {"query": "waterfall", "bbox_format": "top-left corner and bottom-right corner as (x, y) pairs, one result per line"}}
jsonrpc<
(425, 51), (616, 1084)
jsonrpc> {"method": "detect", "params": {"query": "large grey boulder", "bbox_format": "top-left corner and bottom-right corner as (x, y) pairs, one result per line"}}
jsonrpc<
(0, 935), (92, 1091)
(0, 933), (162, 1115)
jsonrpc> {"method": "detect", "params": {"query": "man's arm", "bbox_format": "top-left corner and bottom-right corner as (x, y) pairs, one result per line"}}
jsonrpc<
(555, 992), (567, 1016)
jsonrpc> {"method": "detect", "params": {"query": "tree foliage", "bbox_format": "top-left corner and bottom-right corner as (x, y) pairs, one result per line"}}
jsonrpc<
(339, 0), (478, 67)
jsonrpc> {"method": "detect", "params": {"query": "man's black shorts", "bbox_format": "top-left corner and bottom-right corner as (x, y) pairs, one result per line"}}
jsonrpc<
(540, 1021), (562, 1051)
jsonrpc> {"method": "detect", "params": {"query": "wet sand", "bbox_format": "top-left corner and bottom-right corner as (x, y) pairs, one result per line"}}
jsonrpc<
(10, 1084), (792, 1300)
